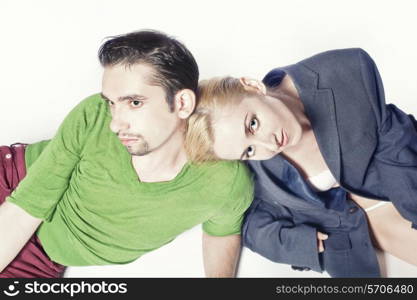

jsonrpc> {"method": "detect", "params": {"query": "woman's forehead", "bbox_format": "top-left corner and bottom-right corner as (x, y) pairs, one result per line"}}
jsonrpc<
(211, 102), (248, 159)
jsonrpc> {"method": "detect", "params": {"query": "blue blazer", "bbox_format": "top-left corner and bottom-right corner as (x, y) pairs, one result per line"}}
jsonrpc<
(243, 48), (417, 277)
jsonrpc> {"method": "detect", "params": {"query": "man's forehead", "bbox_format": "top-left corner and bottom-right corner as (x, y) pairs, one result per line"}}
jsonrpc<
(103, 62), (156, 82)
(102, 64), (166, 101)
(102, 63), (159, 92)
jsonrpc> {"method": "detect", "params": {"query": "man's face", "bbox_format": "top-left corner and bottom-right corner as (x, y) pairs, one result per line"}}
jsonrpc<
(101, 63), (182, 156)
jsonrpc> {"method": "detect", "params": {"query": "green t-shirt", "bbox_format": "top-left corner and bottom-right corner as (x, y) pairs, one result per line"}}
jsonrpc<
(6, 94), (254, 266)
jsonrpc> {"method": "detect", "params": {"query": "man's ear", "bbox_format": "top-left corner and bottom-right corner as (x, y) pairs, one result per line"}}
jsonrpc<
(239, 77), (266, 95)
(174, 89), (196, 119)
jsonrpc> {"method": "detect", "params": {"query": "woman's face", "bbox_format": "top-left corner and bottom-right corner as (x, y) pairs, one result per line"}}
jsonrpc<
(211, 93), (303, 160)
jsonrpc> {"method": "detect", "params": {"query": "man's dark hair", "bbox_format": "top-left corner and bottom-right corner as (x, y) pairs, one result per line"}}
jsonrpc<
(98, 30), (199, 111)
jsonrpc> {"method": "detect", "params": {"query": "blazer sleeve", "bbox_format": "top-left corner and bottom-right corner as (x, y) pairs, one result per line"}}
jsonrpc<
(301, 48), (417, 228)
(357, 50), (417, 228)
(374, 103), (417, 228)
(242, 197), (323, 273)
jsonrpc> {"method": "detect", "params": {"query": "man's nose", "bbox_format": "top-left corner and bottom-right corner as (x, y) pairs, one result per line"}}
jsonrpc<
(109, 108), (129, 134)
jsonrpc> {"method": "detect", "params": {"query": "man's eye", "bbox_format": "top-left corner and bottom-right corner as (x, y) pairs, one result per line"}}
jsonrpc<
(130, 100), (143, 107)
(249, 117), (259, 132)
(246, 145), (256, 158)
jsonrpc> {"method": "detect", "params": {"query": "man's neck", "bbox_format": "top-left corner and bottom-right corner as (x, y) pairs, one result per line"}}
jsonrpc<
(130, 132), (189, 183)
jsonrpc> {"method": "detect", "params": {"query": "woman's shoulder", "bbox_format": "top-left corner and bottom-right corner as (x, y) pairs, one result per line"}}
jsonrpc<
(295, 48), (380, 87)
(299, 48), (373, 69)
(264, 48), (376, 90)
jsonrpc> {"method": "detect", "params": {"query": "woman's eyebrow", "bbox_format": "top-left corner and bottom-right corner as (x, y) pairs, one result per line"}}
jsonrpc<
(244, 113), (249, 136)
(239, 113), (249, 160)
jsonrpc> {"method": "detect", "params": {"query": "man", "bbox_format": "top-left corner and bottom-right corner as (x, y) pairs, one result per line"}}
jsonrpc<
(0, 30), (253, 277)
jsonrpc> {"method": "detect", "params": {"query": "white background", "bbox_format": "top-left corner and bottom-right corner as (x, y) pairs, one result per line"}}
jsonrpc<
(0, 0), (416, 277)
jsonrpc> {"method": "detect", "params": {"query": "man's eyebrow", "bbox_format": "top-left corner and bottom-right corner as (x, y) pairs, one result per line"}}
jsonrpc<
(100, 93), (147, 102)
(100, 93), (110, 101)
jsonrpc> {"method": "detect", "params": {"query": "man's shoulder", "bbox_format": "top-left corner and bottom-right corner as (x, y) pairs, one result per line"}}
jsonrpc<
(74, 93), (106, 111)
(190, 160), (254, 197)
(192, 160), (250, 179)
(64, 93), (110, 128)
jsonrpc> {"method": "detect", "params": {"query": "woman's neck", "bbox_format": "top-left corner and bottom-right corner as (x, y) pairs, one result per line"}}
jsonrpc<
(270, 75), (328, 177)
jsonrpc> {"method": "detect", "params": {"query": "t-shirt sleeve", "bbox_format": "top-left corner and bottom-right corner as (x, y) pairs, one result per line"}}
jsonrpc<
(202, 162), (254, 236)
(6, 95), (99, 221)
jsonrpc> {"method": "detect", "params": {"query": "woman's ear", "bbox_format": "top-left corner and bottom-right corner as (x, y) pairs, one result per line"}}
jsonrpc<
(174, 89), (196, 119)
(239, 77), (267, 95)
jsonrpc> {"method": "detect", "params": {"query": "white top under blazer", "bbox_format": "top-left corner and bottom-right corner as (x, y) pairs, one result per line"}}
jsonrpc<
(306, 169), (388, 212)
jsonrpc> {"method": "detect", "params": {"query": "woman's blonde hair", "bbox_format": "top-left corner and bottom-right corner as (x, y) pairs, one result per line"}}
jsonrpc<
(185, 76), (259, 163)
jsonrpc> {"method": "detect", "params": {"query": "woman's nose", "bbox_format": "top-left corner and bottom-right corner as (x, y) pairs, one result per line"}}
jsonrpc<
(256, 135), (279, 153)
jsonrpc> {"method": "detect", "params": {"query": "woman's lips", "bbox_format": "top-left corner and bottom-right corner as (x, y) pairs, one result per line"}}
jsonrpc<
(281, 129), (288, 147)
(273, 130), (289, 152)
(276, 129), (288, 149)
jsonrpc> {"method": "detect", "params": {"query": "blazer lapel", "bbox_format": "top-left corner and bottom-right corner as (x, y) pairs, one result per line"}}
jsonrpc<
(250, 156), (326, 211)
(281, 63), (342, 182)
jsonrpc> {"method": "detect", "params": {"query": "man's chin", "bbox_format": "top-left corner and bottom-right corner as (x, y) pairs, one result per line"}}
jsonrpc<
(129, 151), (149, 156)
(126, 145), (150, 156)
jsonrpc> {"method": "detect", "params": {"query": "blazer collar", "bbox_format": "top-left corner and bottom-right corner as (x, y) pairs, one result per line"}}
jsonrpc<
(250, 157), (323, 210)
(278, 63), (342, 182)
(250, 156), (347, 212)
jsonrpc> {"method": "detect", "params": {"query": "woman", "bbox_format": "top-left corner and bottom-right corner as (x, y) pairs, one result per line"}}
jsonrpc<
(185, 48), (417, 277)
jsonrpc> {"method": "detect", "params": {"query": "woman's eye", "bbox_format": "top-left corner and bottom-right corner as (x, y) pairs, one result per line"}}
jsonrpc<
(246, 145), (256, 158)
(249, 117), (259, 132)
(130, 100), (143, 107)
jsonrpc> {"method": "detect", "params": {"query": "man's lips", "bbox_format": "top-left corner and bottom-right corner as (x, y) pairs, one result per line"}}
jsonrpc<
(119, 138), (138, 146)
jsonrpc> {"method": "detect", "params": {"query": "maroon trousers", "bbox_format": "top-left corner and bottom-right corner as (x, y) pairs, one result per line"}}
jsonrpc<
(0, 143), (66, 278)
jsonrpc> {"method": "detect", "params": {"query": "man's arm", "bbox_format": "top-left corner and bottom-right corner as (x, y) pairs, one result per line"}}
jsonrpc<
(0, 201), (42, 272)
(1, 96), (99, 272)
(202, 232), (241, 277)
(6, 96), (97, 221)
